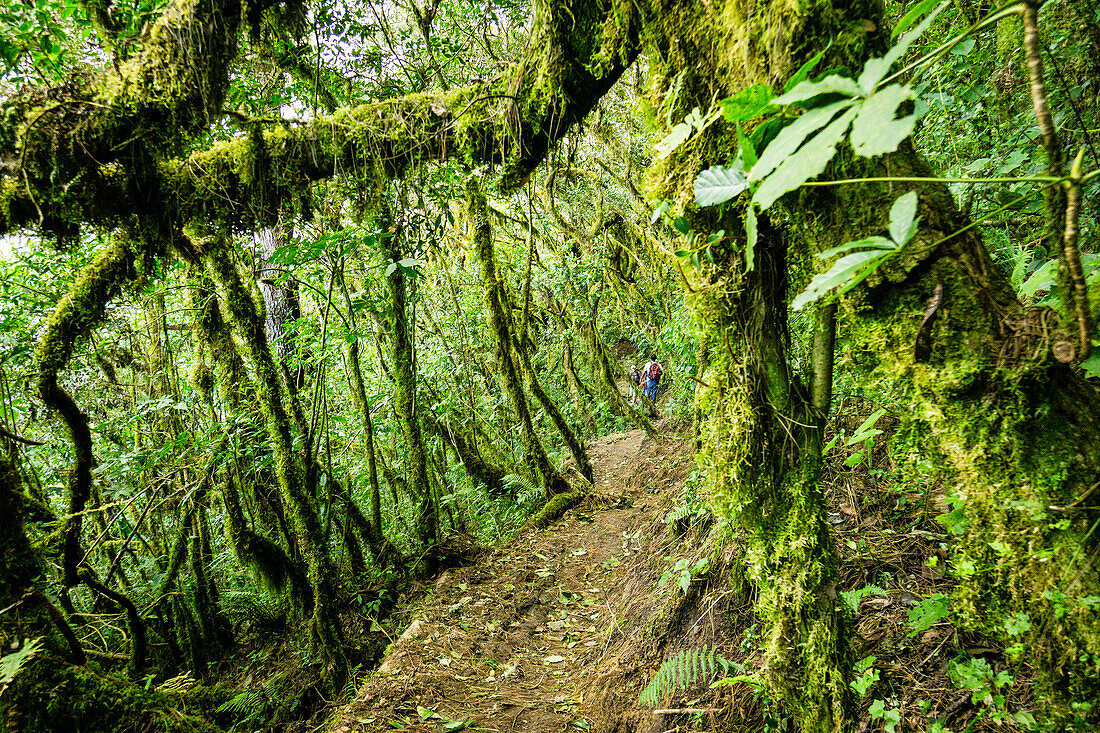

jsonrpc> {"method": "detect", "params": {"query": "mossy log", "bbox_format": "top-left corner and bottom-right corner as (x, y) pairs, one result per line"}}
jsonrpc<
(532, 490), (585, 529)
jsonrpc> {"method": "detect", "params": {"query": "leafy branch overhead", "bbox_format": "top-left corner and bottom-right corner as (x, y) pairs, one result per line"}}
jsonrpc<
(689, 1), (948, 271)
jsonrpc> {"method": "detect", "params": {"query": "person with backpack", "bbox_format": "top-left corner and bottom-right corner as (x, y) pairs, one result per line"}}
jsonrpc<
(629, 364), (642, 404)
(641, 354), (663, 402)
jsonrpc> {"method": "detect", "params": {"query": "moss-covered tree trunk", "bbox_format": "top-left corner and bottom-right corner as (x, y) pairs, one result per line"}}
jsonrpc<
(512, 321), (594, 483)
(646, 0), (1100, 726)
(816, 148), (1100, 724)
(637, 2), (888, 728)
(691, 221), (851, 728)
(202, 237), (347, 685)
(562, 337), (596, 434)
(467, 179), (572, 497)
(582, 315), (657, 439)
(384, 221), (438, 559)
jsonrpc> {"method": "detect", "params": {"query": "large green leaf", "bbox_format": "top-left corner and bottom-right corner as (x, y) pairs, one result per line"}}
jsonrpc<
(817, 236), (895, 260)
(753, 106), (858, 211)
(720, 85), (775, 122)
(1019, 259), (1058, 299)
(694, 165), (749, 207)
(783, 43), (832, 92)
(1080, 354), (1100, 379)
(892, 0), (941, 39)
(887, 191), (921, 246)
(850, 85), (920, 157)
(792, 240), (898, 311)
(749, 99), (855, 183)
(771, 75), (862, 106)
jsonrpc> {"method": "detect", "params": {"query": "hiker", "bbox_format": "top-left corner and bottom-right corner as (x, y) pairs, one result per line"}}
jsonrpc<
(641, 354), (663, 403)
(629, 364), (642, 404)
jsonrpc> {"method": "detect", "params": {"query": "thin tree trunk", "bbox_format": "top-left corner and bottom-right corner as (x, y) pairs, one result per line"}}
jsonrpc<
(467, 179), (572, 497)
(385, 218), (437, 561)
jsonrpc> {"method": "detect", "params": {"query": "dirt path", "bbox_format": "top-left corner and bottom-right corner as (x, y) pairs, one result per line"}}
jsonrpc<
(333, 428), (678, 733)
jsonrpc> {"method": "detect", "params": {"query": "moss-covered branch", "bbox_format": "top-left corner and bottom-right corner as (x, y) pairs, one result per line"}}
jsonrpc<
(0, 0), (640, 237)
(34, 237), (138, 586)
(221, 471), (312, 607)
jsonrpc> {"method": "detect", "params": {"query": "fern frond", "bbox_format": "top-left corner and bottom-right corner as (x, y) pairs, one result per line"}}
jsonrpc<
(215, 690), (264, 714)
(638, 646), (728, 707)
(839, 584), (888, 614)
(664, 503), (695, 525)
(503, 473), (541, 506)
(0, 638), (42, 694)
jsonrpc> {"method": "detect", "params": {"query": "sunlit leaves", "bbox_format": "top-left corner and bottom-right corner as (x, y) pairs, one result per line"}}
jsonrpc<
(0, 0), (93, 84)
(791, 242), (897, 312)
(850, 85), (921, 157)
(770, 75), (862, 106)
(752, 106), (858, 211)
(887, 190), (921, 247)
(0, 638), (43, 694)
(654, 122), (694, 160)
(750, 100), (855, 184)
(783, 44), (831, 93)
(693, 164), (748, 207)
(892, 0), (941, 40)
(709, 1), (947, 214)
(858, 0), (949, 94)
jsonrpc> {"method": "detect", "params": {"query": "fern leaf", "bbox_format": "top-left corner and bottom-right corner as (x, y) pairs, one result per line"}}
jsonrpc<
(840, 584), (888, 614)
(638, 646), (730, 707)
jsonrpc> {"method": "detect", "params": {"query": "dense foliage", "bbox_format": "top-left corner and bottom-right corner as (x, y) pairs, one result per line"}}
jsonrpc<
(1, 0), (1098, 731)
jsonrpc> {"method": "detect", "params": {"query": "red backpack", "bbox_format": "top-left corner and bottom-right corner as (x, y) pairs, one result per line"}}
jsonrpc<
(647, 362), (662, 381)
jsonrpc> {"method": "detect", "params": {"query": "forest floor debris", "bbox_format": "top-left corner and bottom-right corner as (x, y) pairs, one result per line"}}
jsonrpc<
(329, 417), (1033, 733)
(332, 425), (670, 733)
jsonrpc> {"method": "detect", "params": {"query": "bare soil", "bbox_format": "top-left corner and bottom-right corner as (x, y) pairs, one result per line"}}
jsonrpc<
(332, 426), (690, 733)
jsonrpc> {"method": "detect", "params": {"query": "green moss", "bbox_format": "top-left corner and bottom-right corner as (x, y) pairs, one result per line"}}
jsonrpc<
(630, 2), (897, 727)
(468, 178), (572, 497)
(4, 659), (218, 733)
(533, 490), (584, 528)
(200, 233), (347, 687)
(836, 168), (1100, 726)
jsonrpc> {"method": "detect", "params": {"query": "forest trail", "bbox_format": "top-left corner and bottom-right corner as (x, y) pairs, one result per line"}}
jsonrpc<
(333, 425), (689, 733)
